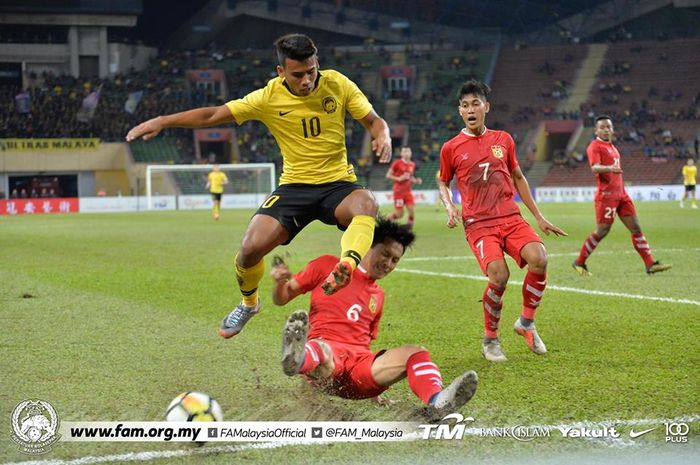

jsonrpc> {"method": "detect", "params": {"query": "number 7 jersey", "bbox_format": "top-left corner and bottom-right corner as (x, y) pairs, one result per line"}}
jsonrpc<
(225, 69), (373, 185)
(439, 129), (521, 230)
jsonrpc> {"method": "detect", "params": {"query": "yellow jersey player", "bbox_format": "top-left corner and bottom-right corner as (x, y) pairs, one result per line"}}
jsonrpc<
(126, 34), (391, 338)
(680, 158), (697, 209)
(206, 164), (229, 220)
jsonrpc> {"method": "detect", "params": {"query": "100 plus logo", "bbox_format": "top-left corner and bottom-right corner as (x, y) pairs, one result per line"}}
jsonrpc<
(665, 422), (689, 443)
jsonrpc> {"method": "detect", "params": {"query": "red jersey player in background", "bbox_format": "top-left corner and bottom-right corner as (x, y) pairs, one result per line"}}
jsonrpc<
(386, 146), (422, 229)
(572, 116), (672, 276)
(438, 80), (567, 363)
(271, 217), (477, 419)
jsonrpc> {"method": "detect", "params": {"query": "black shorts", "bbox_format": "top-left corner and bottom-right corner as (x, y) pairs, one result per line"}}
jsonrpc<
(685, 185), (696, 193)
(211, 193), (222, 201)
(255, 181), (365, 245)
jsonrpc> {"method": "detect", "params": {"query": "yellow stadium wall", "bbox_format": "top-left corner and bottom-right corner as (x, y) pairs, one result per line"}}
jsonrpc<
(0, 142), (127, 171)
(1, 142), (179, 196)
(95, 170), (130, 196)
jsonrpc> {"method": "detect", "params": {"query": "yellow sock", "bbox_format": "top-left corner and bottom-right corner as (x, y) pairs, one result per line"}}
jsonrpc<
(340, 215), (375, 269)
(234, 254), (265, 307)
(213, 203), (220, 217)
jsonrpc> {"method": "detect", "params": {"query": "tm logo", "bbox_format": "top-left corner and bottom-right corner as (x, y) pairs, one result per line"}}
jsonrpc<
(418, 413), (475, 440)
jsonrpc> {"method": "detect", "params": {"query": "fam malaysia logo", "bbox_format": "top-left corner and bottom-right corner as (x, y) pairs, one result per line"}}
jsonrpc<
(418, 413), (550, 441)
(10, 399), (60, 454)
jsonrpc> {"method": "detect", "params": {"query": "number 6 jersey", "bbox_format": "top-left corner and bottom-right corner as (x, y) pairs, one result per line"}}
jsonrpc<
(293, 255), (384, 350)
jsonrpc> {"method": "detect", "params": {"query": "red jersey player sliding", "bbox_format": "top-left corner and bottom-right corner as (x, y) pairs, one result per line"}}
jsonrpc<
(438, 79), (567, 363)
(271, 217), (478, 419)
(572, 116), (672, 277)
(386, 146), (422, 229)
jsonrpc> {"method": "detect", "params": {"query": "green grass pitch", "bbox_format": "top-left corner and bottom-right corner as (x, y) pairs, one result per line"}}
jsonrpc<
(1, 202), (698, 464)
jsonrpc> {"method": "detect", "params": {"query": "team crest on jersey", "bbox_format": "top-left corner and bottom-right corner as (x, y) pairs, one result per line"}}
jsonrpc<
(369, 295), (378, 314)
(491, 145), (505, 159)
(322, 96), (338, 114)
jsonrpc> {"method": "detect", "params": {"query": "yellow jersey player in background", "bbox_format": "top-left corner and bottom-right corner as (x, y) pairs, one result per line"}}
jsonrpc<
(126, 33), (391, 338)
(206, 164), (229, 220)
(680, 158), (697, 209)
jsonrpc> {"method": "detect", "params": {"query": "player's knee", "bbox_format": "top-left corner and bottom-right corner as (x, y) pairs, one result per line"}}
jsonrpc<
(238, 237), (264, 267)
(528, 254), (547, 272)
(489, 270), (510, 287)
(353, 191), (378, 216)
(597, 226), (611, 238)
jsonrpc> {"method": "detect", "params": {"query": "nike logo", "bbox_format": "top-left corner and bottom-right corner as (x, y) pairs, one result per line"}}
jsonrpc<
(279, 110), (293, 116)
(629, 427), (656, 438)
(536, 280), (547, 285)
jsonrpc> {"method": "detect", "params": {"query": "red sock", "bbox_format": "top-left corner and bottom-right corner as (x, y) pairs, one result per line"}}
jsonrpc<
(631, 232), (655, 267)
(408, 214), (415, 226)
(482, 283), (505, 338)
(406, 351), (443, 404)
(576, 232), (601, 265)
(387, 212), (398, 220)
(299, 341), (326, 374)
(522, 271), (546, 320)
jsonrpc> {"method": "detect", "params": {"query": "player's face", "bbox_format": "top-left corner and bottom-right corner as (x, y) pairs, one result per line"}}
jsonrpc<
(595, 119), (614, 142)
(277, 56), (319, 96)
(367, 240), (404, 280)
(688, 159), (695, 166)
(400, 147), (412, 161)
(458, 94), (490, 135)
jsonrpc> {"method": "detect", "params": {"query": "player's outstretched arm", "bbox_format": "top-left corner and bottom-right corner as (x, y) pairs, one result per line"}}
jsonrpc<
(437, 179), (460, 228)
(271, 258), (304, 305)
(359, 110), (392, 163)
(512, 167), (567, 236)
(125, 105), (236, 142)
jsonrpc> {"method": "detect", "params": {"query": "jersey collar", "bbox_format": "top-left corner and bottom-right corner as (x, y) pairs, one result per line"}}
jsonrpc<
(461, 127), (488, 138)
(281, 71), (322, 97)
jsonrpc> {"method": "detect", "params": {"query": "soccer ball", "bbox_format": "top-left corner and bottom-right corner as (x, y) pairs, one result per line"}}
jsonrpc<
(165, 392), (223, 422)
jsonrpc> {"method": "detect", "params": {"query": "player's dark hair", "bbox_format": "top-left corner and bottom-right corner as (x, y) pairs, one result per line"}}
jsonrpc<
(458, 79), (491, 103)
(595, 115), (612, 124)
(274, 34), (318, 66)
(372, 216), (416, 254)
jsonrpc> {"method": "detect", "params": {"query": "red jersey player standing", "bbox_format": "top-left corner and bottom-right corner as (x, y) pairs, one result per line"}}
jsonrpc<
(572, 116), (672, 276)
(272, 218), (477, 419)
(386, 146), (422, 229)
(438, 80), (567, 363)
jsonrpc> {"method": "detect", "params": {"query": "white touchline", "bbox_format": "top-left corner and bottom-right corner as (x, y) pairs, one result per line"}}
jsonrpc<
(402, 248), (700, 262)
(3, 416), (698, 465)
(395, 268), (700, 306)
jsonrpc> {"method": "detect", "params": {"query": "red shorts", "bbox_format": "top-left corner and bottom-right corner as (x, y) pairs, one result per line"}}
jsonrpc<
(393, 191), (415, 209)
(465, 217), (543, 275)
(595, 193), (637, 224)
(307, 340), (387, 399)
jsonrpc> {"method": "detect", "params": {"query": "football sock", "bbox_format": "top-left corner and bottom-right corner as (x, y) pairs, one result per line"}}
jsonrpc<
(576, 232), (601, 265)
(631, 232), (655, 268)
(340, 215), (375, 269)
(387, 212), (398, 220)
(482, 283), (505, 339)
(299, 341), (325, 374)
(234, 254), (265, 307)
(408, 214), (415, 228)
(406, 351), (443, 405)
(213, 203), (220, 217)
(522, 271), (546, 321)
